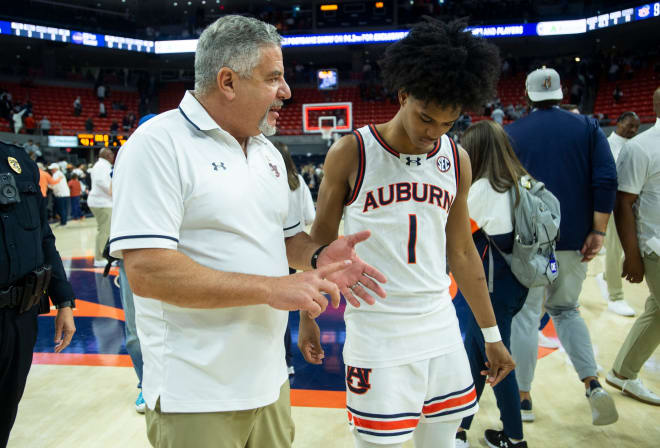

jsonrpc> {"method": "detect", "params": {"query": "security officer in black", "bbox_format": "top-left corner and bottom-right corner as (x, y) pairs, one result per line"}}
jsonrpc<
(0, 141), (76, 447)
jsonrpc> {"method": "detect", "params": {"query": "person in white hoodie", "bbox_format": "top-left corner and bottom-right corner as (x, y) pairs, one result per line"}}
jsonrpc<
(87, 148), (114, 266)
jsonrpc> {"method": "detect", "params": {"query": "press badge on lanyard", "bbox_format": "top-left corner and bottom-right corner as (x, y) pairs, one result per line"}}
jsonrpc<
(549, 253), (558, 274)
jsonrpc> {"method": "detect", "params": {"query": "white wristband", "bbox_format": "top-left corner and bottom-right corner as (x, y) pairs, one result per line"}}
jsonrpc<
(481, 326), (502, 343)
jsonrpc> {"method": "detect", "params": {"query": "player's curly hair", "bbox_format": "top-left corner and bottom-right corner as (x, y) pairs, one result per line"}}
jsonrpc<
(380, 18), (501, 111)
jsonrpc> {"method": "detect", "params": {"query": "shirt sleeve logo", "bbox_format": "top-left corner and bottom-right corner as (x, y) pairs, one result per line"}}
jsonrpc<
(436, 156), (451, 173)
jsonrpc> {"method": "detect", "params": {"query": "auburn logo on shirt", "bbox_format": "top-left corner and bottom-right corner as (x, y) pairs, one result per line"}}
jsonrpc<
(268, 162), (280, 177)
(346, 366), (372, 394)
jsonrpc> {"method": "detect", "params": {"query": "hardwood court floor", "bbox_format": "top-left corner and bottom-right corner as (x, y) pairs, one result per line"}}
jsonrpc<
(8, 219), (660, 448)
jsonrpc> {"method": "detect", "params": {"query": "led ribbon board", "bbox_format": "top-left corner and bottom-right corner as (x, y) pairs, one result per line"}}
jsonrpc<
(0, 2), (658, 53)
(0, 20), (155, 53)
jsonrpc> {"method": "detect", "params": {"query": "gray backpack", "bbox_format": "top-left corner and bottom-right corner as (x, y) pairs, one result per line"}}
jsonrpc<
(486, 175), (561, 290)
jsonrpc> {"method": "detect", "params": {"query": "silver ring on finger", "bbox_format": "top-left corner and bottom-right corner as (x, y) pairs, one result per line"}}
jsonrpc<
(349, 283), (359, 290)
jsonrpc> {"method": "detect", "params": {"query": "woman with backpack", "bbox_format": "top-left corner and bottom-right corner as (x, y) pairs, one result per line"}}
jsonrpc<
(455, 120), (530, 448)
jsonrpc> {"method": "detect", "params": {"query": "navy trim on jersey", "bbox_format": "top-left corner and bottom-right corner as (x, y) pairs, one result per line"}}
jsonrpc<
(368, 124), (400, 158)
(345, 130), (366, 206)
(109, 234), (179, 244)
(347, 405), (421, 419)
(284, 222), (301, 231)
(408, 214), (417, 264)
(423, 383), (475, 405)
(448, 136), (460, 191)
(424, 400), (478, 419)
(425, 139), (442, 159)
(357, 429), (415, 438)
(178, 106), (201, 131)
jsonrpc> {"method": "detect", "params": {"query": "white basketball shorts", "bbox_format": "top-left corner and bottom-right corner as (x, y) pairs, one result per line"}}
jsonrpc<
(346, 348), (478, 445)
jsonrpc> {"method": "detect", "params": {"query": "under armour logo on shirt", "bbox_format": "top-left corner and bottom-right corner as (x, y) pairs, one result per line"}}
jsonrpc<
(212, 162), (226, 171)
(405, 157), (421, 166)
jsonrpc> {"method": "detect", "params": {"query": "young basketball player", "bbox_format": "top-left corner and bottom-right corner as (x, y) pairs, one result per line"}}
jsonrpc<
(299, 18), (514, 448)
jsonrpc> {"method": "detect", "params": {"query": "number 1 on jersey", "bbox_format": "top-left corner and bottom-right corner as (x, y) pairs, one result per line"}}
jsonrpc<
(408, 214), (417, 264)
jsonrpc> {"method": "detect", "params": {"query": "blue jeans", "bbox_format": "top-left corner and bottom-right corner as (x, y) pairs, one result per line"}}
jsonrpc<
(70, 196), (82, 219)
(119, 262), (143, 388)
(54, 196), (69, 225)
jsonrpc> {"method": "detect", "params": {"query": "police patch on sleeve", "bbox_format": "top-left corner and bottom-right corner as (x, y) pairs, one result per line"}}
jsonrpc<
(8, 157), (21, 174)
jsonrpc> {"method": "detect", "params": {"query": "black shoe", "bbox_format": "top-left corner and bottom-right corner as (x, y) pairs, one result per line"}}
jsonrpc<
(455, 430), (469, 448)
(520, 398), (534, 422)
(484, 429), (527, 448)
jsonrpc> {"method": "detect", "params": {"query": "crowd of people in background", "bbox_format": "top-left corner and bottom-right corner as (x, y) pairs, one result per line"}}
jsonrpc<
(33, 159), (92, 226)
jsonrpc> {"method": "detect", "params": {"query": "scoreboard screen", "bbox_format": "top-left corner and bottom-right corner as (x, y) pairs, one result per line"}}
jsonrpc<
(78, 133), (127, 148)
(317, 69), (339, 90)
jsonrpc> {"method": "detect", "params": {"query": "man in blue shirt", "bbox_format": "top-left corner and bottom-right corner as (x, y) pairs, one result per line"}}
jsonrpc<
(506, 68), (619, 426)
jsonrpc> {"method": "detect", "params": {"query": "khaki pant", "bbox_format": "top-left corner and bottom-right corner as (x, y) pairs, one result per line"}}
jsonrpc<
(604, 216), (625, 301)
(90, 207), (112, 262)
(613, 253), (660, 379)
(146, 381), (295, 448)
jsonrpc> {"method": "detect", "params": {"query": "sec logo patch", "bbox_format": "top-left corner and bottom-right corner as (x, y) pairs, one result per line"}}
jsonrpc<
(436, 156), (451, 173)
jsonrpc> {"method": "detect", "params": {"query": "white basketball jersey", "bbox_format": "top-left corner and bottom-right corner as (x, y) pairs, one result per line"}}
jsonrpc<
(343, 124), (464, 368)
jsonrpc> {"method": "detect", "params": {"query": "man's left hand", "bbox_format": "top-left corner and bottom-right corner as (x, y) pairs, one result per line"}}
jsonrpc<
(481, 341), (515, 387)
(317, 230), (387, 308)
(54, 306), (76, 353)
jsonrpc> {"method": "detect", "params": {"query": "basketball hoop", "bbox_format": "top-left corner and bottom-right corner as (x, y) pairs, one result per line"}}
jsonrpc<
(320, 126), (334, 141)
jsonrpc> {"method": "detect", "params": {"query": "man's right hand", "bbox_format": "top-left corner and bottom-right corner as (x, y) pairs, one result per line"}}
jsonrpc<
(266, 260), (350, 318)
(298, 313), (324, 364)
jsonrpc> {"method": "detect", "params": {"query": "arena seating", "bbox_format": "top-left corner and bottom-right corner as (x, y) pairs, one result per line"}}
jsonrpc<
(593, 66), (658, 124)
(0, 82), (139, 134)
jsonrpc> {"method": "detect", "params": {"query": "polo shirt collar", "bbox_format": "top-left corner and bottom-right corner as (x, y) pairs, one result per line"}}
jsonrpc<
(178, 90), (223, 132)
(609, 131), (627, 144)
(177, 90), (270, 146)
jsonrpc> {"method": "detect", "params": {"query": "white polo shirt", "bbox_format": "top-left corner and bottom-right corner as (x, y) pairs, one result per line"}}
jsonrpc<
(109, 91), (303, 413)
(87, 158), (113, 208)
(50, 170), (70, 197)
(617, 118), (660, 256)
(607, 131), (628, 162)
(290, 174), (316, 227)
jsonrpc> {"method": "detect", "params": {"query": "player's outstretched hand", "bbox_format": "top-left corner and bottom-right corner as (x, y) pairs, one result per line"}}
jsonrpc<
(298, 313), (324, 364)
(317, 230), (387, 308)
(267, 260), (350, 319)
(481, 341), (516, 387)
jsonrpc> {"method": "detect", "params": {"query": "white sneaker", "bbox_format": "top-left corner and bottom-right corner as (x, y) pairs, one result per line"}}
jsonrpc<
(587, 380), (619, 425)
(606, 371), (660, 405)
(607, 299), (635, 317)
(538, 331), (560, 349)
(595, 273), (609, 302)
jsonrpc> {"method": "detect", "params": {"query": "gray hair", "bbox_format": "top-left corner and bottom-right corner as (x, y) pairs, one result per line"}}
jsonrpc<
(194, 15), (282, 96)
